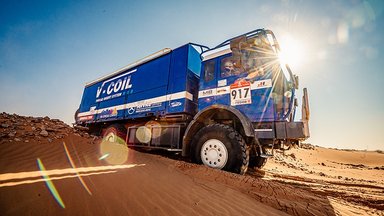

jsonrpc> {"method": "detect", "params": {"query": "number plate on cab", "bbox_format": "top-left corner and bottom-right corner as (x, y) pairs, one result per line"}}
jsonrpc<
(230, 80), (252, 106)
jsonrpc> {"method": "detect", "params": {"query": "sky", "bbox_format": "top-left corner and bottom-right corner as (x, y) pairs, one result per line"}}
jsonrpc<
(0, 0), (383, 150)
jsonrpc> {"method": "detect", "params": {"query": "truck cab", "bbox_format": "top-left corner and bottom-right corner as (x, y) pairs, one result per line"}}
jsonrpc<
(182, 29), (310, 173)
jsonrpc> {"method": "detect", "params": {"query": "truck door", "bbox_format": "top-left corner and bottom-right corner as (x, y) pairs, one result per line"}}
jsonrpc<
(198, 59), (217, 111)
(215, 53), (242, 106)
(215, 52), (275, 122)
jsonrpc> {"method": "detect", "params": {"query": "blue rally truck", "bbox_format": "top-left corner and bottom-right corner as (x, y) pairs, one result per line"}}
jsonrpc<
(75, 29), (310, 174)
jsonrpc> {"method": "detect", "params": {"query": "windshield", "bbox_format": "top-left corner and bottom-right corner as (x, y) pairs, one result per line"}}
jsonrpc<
(238, 33), (292, 81)
(230, 32), (295, 120)
(241, 35), (276, 77)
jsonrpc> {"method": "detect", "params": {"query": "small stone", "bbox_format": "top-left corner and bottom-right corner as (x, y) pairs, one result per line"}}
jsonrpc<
(321, 162), (326, 166)
(83, 133), (90, 138)
(14, 138), (21, 142)
(319, 172), (326, 177)
(32, 118), (43, 123)
(25, 140), (29, 143)
(47, 138), (52, 143)
(40, 130), (49, 137)
(8, 131), (16, 137)
(1, 124), (9, 128)
(46, 127), (56, 132)
(55, 124), (66, 129)
(31, 127), (36, 131)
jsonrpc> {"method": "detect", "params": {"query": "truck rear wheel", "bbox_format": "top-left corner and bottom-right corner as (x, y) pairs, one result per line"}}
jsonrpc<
(74, 108), (79, 122)
(191, 124), (249, 174)
(103, 124), (127, 145)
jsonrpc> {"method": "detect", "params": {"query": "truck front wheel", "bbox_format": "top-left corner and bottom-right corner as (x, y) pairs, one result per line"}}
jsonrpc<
(191, 124), (249, 174)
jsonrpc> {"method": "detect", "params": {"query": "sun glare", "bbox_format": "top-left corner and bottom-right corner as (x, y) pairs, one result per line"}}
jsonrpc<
(278, 35), (303, 69)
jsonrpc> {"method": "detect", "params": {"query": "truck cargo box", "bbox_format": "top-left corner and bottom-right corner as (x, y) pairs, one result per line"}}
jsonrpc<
(76, 44), (201, 124)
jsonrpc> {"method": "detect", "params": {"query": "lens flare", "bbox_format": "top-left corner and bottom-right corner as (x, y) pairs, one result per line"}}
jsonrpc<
(37, 158), (66, 208)
(278, 35), (303, 69)
(99, 139), (129, 165)
(99, 153), (110, 160)
(63, 142), (92, 195)
(1, 164), (145, 188)
(135, 126), (151, 143)
(145, 121), (162, 139)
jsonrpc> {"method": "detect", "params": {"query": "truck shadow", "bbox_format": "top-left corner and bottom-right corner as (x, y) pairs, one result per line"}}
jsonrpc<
(247, 177), (338, 216)
(134, 148), (337, 216)
(128, 147), (186, 161)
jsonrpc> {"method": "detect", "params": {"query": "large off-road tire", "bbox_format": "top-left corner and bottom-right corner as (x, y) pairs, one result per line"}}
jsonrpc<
(191, 124), (249, 174)
(102, 124), (127, 145)
(74, 108), (79, 122)
(249, 146), (268, 169)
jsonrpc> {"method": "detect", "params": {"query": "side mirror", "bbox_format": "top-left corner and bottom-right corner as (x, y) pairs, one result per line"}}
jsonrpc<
(302, 88), (310, 121)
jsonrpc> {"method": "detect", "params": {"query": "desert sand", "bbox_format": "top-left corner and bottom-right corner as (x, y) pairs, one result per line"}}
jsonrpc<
(0, 113), (383, 215)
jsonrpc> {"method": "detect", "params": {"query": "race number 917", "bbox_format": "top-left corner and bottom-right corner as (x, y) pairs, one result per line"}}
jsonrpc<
(230, 86), (252, 106)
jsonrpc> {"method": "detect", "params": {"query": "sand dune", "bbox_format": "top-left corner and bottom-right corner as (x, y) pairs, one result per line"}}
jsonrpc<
(0, 113), (383, 215)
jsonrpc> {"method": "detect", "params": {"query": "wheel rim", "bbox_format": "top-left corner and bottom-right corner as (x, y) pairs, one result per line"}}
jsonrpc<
(104, 132), (116, 142)
(200, 139), (228, 169)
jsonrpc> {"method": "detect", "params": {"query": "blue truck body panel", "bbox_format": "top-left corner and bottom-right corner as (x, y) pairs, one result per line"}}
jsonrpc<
(77, 44), (200, 124)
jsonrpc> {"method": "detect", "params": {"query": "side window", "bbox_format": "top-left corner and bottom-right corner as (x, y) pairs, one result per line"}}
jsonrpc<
(204, 60), (215, 82)
(221, 56), (243, 78)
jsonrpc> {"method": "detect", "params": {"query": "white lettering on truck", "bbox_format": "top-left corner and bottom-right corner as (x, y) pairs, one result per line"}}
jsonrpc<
(97, 76), (133, 98)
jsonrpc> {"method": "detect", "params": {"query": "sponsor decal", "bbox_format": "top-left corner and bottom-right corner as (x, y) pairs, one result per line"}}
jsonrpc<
(79, 115), (94, 121)
(230, 79), (250, 88)
(218, 79), (227, 87)
(202, 89), (213, 96)
(78, 90), (192, 118)
(170, 101), (182, 107)
(216, 86), (229, 95)
(230, 80), (252, 106)
(127, 107), (136, 115)
(135, 102), (162, 113)
(99, 107), (118, 118)
(251, 79), (272, 89)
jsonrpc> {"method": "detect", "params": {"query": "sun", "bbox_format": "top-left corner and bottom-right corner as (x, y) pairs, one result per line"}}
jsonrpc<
(278, 35), (303, 69)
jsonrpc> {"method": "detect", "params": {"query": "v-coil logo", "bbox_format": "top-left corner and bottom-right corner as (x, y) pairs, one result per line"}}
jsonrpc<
(96, 76), (132, 98)
(95, 69), (136, 101)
